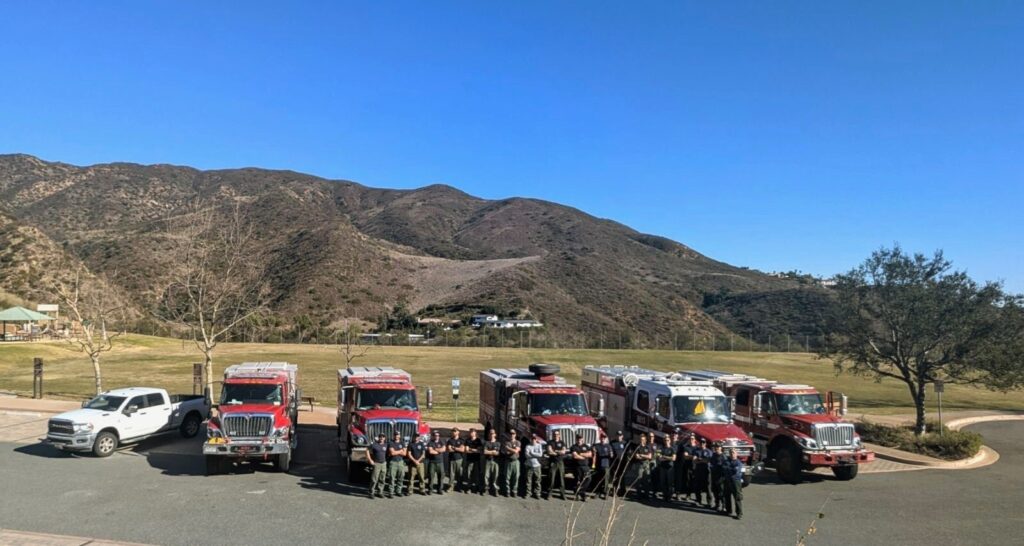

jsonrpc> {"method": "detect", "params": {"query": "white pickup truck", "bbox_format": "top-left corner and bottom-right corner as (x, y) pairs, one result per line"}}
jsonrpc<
(46, 387), (211, 457)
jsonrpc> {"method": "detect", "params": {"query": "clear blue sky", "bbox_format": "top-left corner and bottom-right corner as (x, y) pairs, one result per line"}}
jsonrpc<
(2, 2), (1021, 291)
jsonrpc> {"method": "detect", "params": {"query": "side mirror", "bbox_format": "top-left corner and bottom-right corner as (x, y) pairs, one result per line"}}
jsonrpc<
(752, 393), (763, 418)
(124, 405), (139, 416)
(597, 398), (606, 419)
(729, 396), (737, 415)
(840, 394), (848, 417)
(508, 396), (517, 416)
(81, 401), (88, 408)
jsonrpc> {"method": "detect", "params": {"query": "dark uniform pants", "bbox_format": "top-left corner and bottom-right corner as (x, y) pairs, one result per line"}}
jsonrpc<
(386, 460), (405, 496)
(370, 462), (387, 496)
(710, 469), (723, 507)
(547, 459), (566, 498)
(693, 465), (710, 504)
(482, 460), (500, 494)
(676, 459), (691, 497)
(504, 460), (521, 496)
(525, 464), (543, 497)
(659, 464), (674, 500)
(427, 461), (445, 493)
(634, 461), (654, 497)
(723, 478), (743, 517)
(463, 459), (481, 493)
(574, 467), (592, 499)
(594, 466), (613, 497)
(448, 459), (464, 491)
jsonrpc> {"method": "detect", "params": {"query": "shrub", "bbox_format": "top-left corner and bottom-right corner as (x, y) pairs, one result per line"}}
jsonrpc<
(855, 420), (983, 461)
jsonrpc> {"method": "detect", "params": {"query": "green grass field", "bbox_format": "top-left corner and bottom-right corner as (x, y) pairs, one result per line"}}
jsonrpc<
(2, 335), (1022, 422)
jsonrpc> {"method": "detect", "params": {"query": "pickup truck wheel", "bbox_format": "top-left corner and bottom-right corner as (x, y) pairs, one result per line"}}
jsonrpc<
(180, 413), (202, 438)
(205, 455), (222, 476)
(93, 431), (118, 458)
(275, 452), (291, 472)
(832, 464), (858, 481)
(775, 445), (803, 484)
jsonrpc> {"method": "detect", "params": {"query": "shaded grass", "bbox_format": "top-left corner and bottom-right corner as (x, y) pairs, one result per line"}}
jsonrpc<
(2, 335), (1022, 422)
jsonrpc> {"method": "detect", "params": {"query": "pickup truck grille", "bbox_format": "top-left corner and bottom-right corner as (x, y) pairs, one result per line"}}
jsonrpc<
(223, 414), (273, 438)
(48, 419), (75, 434)
(366, 420), (418, 441)
(814, 423), (855, 448)
(548, 425), (598, 446)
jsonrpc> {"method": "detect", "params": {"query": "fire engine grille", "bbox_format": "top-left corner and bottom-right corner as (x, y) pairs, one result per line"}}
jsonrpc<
(366, 420), (418, 441)
(814, 423), (855, 448)
(223, 414), (273, 438)
(549, 426), (599, 446)
(48, 420), (75, 435)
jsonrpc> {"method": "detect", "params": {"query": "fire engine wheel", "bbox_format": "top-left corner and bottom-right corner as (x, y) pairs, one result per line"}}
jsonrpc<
(179, 413), (202, 438)
(275, 452), (291, 472)
(832, 464), (858, 481)
(205, 455), (223, 476)
(775, 445), (803, 484)
(92, 431), (118, 458)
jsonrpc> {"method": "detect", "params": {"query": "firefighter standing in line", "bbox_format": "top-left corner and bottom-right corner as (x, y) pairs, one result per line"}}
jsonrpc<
(656, 434), (676, 502)
(631, 433), (655, 499)
(592, 435), (614, 499)
(386, 431), (408, 498)
(722, 448), (745, 520)
(407, 433), (428, 495)
(426, 430), (446, 495)
(446, 428), (466, 492)
(691, 438), (714, 507)
(502, 430), (522, 497)
(523, 434), (545, 499)
(709, 443), (726, 511)
(481, 429), (501, 496)
(569, 433), (594, 502)
(545, 429), (568, 500)
(464, 429), (484, 493)
(368, 433), (388, 499)
(676, 433), (695, 500)
(610, 431), (629, 497)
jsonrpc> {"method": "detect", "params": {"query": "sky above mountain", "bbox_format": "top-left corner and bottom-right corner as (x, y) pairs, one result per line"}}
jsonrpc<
(1, 1), (1020, 291)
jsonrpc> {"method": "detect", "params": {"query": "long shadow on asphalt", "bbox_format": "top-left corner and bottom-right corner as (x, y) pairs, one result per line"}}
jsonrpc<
(14, 442), (73, 458)
(751, 469), (829, 486)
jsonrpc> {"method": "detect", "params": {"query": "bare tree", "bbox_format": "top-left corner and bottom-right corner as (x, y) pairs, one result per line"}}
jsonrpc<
(52, 265), (126, 395)
(156, 204), (269, 400)
(339, 320), (370, 368)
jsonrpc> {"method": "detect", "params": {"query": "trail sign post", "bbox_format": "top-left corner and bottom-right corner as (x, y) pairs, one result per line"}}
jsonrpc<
(935, 380), (945, 435)
(193, 363), (203, 395)
(32, 358), (43, 399)
(452, 377), (461, 422)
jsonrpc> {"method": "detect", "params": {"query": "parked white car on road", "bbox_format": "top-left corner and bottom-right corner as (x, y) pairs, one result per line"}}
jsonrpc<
(46, 387), (211, 457)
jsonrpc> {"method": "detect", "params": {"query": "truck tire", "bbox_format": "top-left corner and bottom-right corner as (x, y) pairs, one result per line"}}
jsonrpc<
(275, 452), (291, 472)
(832, 464), (858, 481)
(205, 455), (223, 476)
(742, 475), (752, 488)
(528, 363), (561, 376)
(92, 431), (118, 458)
(775, 445), (803, 484)
(179, 413), (202, 438)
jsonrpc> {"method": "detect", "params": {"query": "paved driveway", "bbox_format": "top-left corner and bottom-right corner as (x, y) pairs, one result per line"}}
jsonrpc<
(0, 417), (1020, 545)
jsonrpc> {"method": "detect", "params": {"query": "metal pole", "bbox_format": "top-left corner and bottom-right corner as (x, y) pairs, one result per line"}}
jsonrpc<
(938, 390), (943, 436)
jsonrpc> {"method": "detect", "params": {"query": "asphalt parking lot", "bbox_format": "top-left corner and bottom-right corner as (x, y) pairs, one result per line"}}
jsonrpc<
(1, 419), (1022, 545)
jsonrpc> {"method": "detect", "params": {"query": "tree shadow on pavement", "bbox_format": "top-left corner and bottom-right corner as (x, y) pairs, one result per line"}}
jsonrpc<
(752, 469), (829, 486)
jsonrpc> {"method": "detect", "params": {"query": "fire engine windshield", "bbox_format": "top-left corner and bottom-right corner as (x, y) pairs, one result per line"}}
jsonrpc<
(672, 396), (730, 423)
(356, 389), (418, 411)
(530, 394), (587, 416)
(775, 393), (826, 415)
(221, 384), (282, 405)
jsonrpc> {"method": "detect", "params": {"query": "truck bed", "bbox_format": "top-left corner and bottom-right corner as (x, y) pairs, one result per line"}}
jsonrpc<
(169, 394), (206, 404)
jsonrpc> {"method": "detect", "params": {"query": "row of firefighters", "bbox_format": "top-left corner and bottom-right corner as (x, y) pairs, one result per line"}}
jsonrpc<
(366, 426), (746, 520)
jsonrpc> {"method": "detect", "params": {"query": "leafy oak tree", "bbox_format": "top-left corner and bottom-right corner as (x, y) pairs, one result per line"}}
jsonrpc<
(820, 246), (1024, 435)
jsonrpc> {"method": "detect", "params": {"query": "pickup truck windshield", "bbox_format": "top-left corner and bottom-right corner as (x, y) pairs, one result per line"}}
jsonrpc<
(84, 395), (126, 411)
(672, 396), (730, 423)
(356, 389), (417, 410)
(221, 384), (282, 405)
(775, 393), (825, 415)
(530, 394), (586, 416)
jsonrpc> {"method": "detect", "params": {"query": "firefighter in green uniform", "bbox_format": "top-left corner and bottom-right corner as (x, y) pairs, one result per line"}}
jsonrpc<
(523, 434), (545, 499)
(709, 443), (725, 511)
(446, 428), (466, 492)
(407, 433), (428, 495)
(368, 433), (388, 499)
(722, 448), (745, 520)
(631, 434), (655, 499)
(481, 429), (501, 496)
(545, 429), (568, 500)
(656, 434), (676, 502)
(386, 431), (407, 498)
(502, 430), (522, 497)
(463, 429), (483, 493)
(426, 431), (446, 495)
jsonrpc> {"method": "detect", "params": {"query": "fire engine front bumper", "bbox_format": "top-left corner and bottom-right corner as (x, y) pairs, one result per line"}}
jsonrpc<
(804, 449), (874, 467)
(203, 439), (291, 458)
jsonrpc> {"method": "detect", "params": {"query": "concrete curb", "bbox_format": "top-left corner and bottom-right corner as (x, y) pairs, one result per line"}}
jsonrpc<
(867, 415), (1024, 469)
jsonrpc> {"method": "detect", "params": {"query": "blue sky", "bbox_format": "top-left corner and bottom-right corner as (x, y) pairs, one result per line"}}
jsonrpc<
(1, 1), (1021, 291)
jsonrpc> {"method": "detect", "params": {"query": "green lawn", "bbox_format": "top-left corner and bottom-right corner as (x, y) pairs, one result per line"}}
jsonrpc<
(2, 335), (1021, 422)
